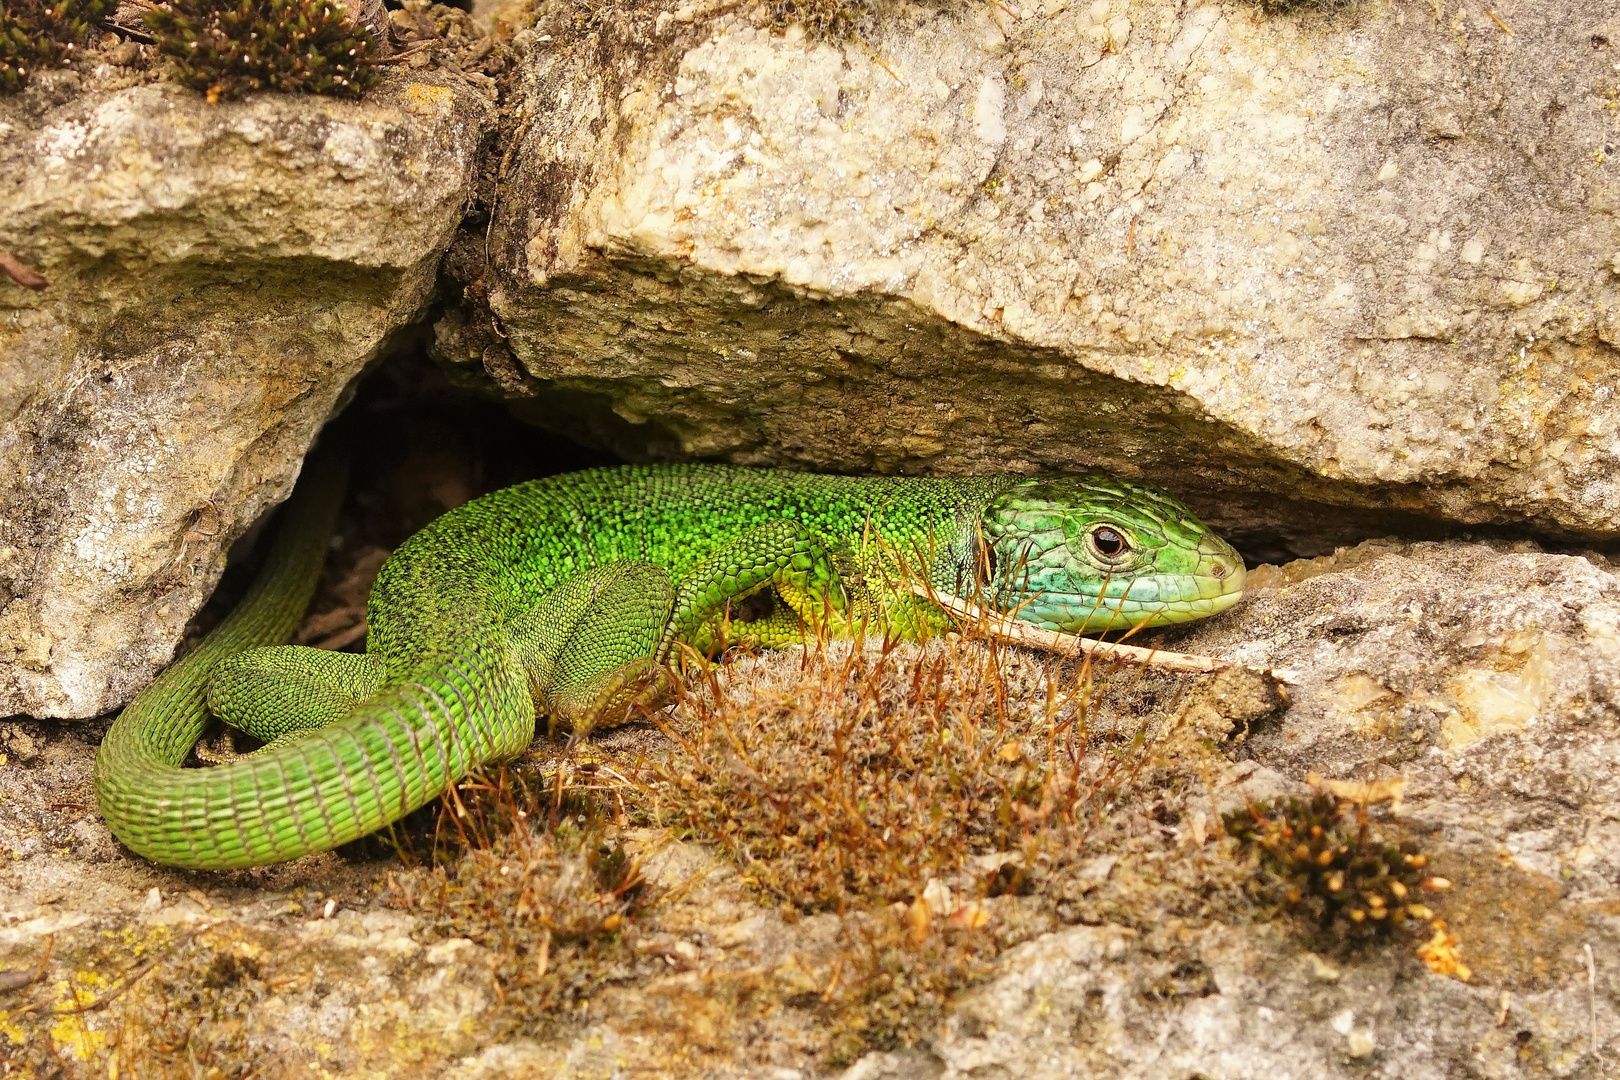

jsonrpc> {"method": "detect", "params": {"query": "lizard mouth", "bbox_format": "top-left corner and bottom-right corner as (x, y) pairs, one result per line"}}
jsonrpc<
(990, 554), (1246, 634)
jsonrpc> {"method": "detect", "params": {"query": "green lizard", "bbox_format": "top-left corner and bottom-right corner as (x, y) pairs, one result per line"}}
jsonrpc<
(94, 449), (1246, 869)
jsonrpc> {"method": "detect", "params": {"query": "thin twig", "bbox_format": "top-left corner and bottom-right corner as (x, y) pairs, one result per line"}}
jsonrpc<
(0, 934), (54, 993)
(0, 252), (49, 290)
(910, 584), (1300, 683)
(854, 39), (901, 84)
(1585, 943), (1599, 1059)
(366, 39), (437, 65)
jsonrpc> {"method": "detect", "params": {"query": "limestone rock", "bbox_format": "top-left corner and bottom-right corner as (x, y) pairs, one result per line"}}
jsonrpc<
(459, 0), (1620, 551)
(0, 75), (493, 718)
(877, 538), (1620, 1079)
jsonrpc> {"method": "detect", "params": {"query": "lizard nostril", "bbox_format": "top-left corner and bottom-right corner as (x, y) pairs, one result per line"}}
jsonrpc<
(1210, 563), (1228, 579)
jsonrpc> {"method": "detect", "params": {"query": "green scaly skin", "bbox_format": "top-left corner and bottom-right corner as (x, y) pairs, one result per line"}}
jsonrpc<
(94, 455), (1245, 870)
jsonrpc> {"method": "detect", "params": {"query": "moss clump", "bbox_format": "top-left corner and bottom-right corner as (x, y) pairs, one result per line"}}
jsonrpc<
(765, 0), (876, 39)
(0, 0), (113, 92)
(1224, 793), (1438, 949)
(145, 0), (381, 104)
(1244, 0), (1353, 15)
(764, 0), (962, 41)
(381, 769), (653, 1030)
(644, 635), (1118, 1059)
(648, 636), (1086, 914)
(818, 910), (1003, 1064)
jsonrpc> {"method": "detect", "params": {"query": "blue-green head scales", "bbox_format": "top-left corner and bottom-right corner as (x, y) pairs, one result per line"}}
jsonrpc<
(947, 475), (1246, 635)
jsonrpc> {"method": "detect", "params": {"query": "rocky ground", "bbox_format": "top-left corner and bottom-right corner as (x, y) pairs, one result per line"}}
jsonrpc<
(2, 369), (1617, 1076)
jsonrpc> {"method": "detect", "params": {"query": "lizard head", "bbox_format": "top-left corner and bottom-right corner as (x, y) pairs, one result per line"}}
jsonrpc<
(956, 476), (1245, 635)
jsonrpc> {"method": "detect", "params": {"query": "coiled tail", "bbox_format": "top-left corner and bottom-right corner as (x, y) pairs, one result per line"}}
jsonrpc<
(93, 447), (534, 870)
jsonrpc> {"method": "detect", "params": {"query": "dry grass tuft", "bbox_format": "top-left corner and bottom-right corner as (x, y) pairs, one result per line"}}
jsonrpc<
(639, 631), (1219, 1059)
(647, 635), (1103, 915)
(815, 907), (1004, 1063)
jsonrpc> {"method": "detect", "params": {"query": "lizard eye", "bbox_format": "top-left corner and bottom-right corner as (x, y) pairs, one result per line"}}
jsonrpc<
(1088, 525), (1130, 561)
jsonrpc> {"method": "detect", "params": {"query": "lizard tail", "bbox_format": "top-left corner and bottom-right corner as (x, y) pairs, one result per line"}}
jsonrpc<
(93, 444), (534, 870)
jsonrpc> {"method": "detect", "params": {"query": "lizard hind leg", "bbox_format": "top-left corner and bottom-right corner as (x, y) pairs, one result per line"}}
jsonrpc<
(513, 561), (676, 738)
(207, 646), (387, 750)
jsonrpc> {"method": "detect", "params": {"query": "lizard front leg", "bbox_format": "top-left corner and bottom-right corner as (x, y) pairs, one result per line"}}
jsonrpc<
(658, 519), (847, 660)
(509, 561), (676, 736)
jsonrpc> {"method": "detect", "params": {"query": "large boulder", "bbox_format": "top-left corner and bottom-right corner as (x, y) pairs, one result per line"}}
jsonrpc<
(451, 0), (1620, 554)
(0, 74), (493, 719)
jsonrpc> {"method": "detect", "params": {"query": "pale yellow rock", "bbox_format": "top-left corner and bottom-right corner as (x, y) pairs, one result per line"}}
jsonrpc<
(462, 0), (1620, 561)
(1441, 634), (1554, 748)
(0, 75), (493, 718)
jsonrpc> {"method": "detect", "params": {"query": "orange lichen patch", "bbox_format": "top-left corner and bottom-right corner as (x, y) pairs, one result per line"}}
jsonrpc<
(1417, 922), (1472, 981)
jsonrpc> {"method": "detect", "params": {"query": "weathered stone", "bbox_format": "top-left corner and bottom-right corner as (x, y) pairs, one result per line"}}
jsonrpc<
(2, 0), (1617, 1072)
(0, 75), (493, 718)
(870, 538), (1620, 1079)
(458, 0), (1620, 553)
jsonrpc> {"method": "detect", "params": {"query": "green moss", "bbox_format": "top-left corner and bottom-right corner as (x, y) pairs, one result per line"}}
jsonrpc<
(0, 0), (113, 93)
(145, 0), (381, 103)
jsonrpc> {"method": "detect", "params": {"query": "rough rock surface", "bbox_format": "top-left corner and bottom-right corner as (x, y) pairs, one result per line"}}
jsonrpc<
(884, 538), (1620, 1079)
(4, 539), (1616, 1077)
(0, 74), (493, 719)
(451, 0), (1620, 552)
